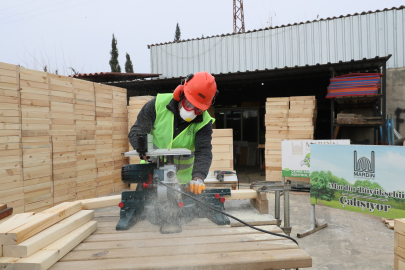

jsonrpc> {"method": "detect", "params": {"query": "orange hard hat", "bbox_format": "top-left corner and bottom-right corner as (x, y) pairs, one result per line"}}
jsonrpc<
(183, 71), (217, 111)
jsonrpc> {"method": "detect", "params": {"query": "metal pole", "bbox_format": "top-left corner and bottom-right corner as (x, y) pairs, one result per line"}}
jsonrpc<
(382, 62), (387, 144)
(310, 204), (316, 230)
(284, 190), (290, 236)
(331, 99), (334, 139)
(275, 190), (280, 226)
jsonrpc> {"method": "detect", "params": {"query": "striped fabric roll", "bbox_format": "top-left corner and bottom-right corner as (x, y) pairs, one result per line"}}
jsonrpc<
(326, 73), (383, 98)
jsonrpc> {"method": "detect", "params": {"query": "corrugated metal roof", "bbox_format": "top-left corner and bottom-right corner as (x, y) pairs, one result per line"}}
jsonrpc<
(149, 7), (405, 78)
(70, 72), (160, 83)
(147, 6), (405, 48)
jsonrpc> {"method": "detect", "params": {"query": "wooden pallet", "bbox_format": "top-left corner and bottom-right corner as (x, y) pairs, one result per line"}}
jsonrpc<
(50, 216), (312, 270)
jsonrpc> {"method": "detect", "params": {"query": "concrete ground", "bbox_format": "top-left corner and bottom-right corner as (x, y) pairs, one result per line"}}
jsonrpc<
(237, 167), (394, 270)
(98, 166), (394, 269)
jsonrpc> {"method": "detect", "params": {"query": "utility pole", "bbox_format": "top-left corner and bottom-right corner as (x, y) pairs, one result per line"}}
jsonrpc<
(233, 0), (245, 33)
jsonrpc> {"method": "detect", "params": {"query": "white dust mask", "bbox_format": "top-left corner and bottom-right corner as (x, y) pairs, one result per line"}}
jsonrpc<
(179, 106), (197, 122)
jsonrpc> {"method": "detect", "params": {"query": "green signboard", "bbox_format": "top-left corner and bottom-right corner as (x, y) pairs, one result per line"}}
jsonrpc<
(310, 144), (405, 219)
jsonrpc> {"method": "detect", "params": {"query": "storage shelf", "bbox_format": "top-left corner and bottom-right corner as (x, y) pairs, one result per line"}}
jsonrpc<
(334, 123), (382, 127)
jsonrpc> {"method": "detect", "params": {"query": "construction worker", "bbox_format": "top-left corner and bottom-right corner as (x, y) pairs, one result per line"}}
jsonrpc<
(128, 71), (218, 184)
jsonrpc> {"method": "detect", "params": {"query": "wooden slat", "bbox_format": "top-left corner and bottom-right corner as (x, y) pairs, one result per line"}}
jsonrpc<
(0, 202), (82, 245)
(3, 210), (94, 258)
(12, 221), (96, 270)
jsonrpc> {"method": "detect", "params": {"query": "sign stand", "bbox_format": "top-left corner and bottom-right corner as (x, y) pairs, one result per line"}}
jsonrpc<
(297, 204), (327, 238)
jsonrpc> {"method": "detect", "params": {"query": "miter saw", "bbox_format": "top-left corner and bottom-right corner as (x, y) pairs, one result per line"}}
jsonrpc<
(117, 134), (231, 234)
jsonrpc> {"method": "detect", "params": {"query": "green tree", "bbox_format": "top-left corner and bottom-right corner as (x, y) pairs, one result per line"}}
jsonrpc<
(109, 34), (121, 72)
(310, 171), (335, 204)
(174, 23), (181, 41)
(125, 52), (134, 73)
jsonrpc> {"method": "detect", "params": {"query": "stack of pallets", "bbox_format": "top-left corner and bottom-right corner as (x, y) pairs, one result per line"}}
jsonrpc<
(94, 83), (114, 197)
(20, 68), (53, 212)
(288, 96), (316, 140)
(49, 74), (76, 206)
(264, 97), (289, 181)
(111, 86), (129, 192)
(127, 96), (154, 164)
(210, 129), (234, 175)
(73, 79), (97, 201)
(0, 63), (23, 214)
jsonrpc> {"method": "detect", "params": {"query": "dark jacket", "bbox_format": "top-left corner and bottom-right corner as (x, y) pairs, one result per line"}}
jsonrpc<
(128, 97), (213, 180)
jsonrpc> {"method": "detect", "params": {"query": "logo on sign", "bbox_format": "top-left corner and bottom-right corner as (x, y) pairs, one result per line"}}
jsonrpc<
(291, 141), (303, 155)
(354, 151), (375, 179)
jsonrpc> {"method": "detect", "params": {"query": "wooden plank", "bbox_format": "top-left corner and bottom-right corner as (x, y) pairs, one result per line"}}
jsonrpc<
(0, 208), (13, 221)
(3, 210), (94, 258)
(0, 204), (7, 211)
(12, 221), (96, 270)
(51, 248), (310, 270)
(78, 195), (121, 210)
(212, 137), (233, 145)
(61, 239), (297, 261)
(212, 129), (232, 137)
(396, 219), (405, 235)
(85, 225), (280, 244)
(0, 202), (82, 245)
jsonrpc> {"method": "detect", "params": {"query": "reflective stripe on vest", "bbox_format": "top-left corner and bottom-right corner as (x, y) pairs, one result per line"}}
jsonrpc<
(150, 93), (214, 184)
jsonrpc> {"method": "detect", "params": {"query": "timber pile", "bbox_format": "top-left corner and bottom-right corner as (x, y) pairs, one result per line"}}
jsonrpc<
(112, 86), (129, 192)
(94, 83), (114, 197)
(127, 96), (154, 164)
(265, 96), (317, 181)
(288, 96), (316, 140)
(0, 63), (24, 214)
(74, 79), (96, 201)
(265, 97), (289, 181)
(395, 219), (405, 269)
(382, 218), (394, 229)
(210, 129), (234, 175)
(0, 62), (129, 213)
(0, 202), (97, 270)
(336, 113), (382, 125)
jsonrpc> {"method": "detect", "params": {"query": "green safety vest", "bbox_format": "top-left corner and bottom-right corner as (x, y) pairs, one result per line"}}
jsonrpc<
(150, 93), (214, 184)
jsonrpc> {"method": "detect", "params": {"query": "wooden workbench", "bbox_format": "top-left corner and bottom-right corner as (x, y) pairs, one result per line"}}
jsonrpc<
(51, 215), (311, 270)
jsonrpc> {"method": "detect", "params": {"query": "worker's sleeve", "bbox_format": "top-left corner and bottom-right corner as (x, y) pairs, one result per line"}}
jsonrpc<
(128, 97), (157, 150)
(192, 120), (213, 180)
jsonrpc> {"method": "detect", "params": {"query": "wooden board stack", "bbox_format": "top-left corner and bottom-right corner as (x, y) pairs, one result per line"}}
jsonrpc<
(264, 97), (289, 181)
(264, 96), (317, 181)
(111, 86), (129, 192)
(210, 129), (234, 175)
(127, 96), (154, 164)
(288, 96), (316, 140)
(0, 202), (97, 270)
(94, 83), (114, 197)
(0, 62), (130, 212)
(74, 79), (97, 201)
(0, 63), (23, 214)
(49, 74), (76, 207)
(395, 219), (405, 269)
(20, 68), (53, 212)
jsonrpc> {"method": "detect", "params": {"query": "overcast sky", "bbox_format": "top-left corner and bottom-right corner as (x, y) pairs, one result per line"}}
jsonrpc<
(1, 0), (403, 75)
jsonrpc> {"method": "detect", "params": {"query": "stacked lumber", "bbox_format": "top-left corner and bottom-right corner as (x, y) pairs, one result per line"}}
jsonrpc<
(20, 68), (53, 212)
(111, 86), (129, 192)
(265, 97), (289, 181)
(336, 113), (382, 125)
(0, 63), (24, 214)
(0, 202), (97, 270)
(127, 96), (154, 164)
(265, 96), (317, 181)
(74, 79), (97, 201)
(395, 219), (405, 269)
(94, 83), (114, 197)
(50, 74), (76, 206)
(288, 96), (316, 140)
(0, 62), (130, 212)
(210, 129), (234, 175)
